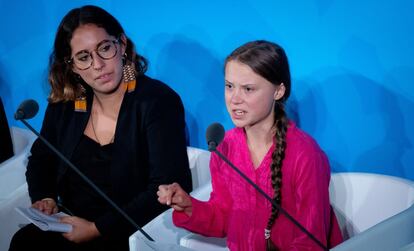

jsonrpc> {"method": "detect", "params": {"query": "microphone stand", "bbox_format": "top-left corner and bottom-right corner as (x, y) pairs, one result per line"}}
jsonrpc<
(19, 118), (154, 242)
(209, 143), (328, 251)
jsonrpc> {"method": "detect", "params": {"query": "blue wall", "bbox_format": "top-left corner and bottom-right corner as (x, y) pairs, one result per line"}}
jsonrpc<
(1, 0), (413, 179)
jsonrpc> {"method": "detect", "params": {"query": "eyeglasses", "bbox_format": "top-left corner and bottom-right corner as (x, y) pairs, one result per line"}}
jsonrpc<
(67, 39), (119, 70)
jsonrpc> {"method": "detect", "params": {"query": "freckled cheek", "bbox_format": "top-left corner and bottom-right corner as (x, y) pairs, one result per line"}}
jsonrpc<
(224, 92), (231, 103)
(261, 100), (275, 114)
(225, 100), (232, 112)
(116, 60), (124, 78)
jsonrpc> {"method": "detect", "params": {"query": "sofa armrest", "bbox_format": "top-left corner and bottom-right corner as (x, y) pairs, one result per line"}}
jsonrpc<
(180, 232), (228, 251)
(331, 205), (414, 251)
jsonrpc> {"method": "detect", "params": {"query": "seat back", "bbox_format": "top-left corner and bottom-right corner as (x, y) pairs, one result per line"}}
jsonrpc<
(0, 127), (36, 200)
(329, 172), (414, 240)
(0, 127), (35, 251)
(187, 146), (211, 190)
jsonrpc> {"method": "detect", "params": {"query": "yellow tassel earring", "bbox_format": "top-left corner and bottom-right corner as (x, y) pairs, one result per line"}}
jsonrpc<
(122, 54), (136, 92)
(74, 84), (87, 112)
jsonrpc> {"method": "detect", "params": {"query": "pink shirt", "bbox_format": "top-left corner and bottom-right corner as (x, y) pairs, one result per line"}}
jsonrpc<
(174, 122), (343, 250)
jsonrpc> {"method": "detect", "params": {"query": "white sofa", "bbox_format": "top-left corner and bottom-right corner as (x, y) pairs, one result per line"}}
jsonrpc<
(0, 127), (36, 251)
(129, 171), (414, 251)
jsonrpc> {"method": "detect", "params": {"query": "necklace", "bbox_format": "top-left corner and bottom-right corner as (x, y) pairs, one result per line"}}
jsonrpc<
(90, 110), (115, 145)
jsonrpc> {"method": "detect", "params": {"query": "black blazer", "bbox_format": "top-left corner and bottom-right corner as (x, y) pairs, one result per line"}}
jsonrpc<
(26, 75), (192, 238)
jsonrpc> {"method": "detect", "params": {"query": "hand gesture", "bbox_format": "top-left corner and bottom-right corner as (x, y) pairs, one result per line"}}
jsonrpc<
(157, 183), (193, 217)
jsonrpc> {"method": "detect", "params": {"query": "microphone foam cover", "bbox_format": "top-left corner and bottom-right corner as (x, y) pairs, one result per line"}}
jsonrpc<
(15, 99), (39, 120)
(206, 122), (225, 147)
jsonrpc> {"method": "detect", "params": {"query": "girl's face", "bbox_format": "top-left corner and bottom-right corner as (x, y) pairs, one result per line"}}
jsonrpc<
(70, 24), (126, 95)
(224, 60), (284, 130)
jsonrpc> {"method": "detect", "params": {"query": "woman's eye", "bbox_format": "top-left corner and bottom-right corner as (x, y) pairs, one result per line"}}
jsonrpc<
(99, 44), (111, 52)
(76, 54), (90, 62)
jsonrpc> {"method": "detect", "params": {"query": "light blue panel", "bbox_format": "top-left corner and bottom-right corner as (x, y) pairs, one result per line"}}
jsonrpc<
(0, 0), (413, 179)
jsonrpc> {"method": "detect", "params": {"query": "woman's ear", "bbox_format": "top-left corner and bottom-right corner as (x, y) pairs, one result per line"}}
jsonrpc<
(71, 65), (80, 75)
(119, 34), (127, 55)
(72, 72), (82, 82)
(274, 83), (286, 101)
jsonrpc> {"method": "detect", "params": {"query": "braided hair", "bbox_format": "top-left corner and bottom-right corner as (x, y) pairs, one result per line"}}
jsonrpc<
(225, 40), (291, 250)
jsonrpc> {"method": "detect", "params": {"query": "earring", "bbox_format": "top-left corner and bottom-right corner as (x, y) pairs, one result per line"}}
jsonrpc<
(74, 84), (87, 112)
(122, 54), (136, 92)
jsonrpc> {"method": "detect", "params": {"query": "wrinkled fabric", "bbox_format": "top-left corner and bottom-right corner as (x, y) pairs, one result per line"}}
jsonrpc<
(174, 122), (343, 250)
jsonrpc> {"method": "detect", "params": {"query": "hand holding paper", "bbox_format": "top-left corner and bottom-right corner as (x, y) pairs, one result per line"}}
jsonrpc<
(15, 207), (72, 233)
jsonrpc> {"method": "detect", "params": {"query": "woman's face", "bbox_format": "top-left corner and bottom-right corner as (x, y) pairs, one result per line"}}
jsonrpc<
(70, 24), (126, 95)
(225, 60), (284, 130)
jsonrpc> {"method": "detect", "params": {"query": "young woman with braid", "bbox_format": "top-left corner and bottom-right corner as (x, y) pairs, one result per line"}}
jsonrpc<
(158, 40), (343, 250)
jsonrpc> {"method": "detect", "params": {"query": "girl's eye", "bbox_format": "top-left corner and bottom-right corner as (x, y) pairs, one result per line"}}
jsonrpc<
(245, 87), (254, 92)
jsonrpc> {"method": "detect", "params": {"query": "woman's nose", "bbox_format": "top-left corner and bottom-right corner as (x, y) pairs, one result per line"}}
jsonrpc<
(91, 52), (105, 70)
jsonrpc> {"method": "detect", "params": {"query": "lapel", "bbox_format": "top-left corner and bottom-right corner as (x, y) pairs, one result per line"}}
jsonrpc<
(109, 87), (133, 193)
(59, 92), (92, 178)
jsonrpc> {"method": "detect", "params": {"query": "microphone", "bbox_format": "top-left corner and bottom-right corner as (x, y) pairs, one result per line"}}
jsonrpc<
(205, 123), (328, 251)
(14, 99), (154, 242)
(206, 122), (225, 151)
(14, 99), (39, 120)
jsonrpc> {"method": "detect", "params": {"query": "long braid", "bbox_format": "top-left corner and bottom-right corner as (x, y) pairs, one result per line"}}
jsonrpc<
(266, 102), (288, 251)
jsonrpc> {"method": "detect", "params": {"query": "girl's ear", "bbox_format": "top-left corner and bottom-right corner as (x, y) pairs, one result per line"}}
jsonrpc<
(274, 83), (286, 101)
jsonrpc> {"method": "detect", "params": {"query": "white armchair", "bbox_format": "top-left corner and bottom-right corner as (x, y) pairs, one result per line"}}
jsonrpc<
(330, 172), (414, 251)
(0, 127), (36, 251)
(329, 172), (414, 240)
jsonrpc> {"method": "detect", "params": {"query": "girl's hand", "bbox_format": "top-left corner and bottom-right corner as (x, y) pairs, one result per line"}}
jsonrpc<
(157, 182), (193, 217)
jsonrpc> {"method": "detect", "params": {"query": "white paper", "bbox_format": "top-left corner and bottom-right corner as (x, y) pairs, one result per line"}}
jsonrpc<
(15, 207), (72, 233)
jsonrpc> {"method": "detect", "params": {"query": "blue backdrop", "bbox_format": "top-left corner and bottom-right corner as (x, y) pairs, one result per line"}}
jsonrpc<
(0, 0), (413, 179)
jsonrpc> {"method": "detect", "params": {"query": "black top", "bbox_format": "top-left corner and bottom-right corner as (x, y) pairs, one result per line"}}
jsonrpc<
(26, 75), (192, 240)
(60, 134), (113, 220)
